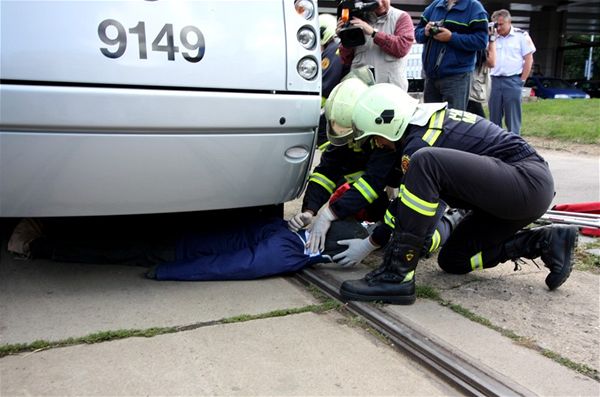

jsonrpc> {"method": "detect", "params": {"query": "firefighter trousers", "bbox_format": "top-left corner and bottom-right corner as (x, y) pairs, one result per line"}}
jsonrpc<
(395, 147), (554, 274)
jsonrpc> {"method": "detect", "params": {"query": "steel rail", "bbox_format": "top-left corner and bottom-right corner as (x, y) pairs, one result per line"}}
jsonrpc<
(296, 268), (536, 397)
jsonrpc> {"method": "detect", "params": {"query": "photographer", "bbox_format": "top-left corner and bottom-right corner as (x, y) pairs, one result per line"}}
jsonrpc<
(337, 0), (414, 91)
(415, 0), (488, 110)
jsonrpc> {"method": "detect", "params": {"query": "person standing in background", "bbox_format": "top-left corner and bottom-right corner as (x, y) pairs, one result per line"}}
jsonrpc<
(467, 23), (496, 117)
(337, 0), (414, 91)
(415, 0), (488, 110)
(318, 13), (345, 150)
(488, 9), (536, 135)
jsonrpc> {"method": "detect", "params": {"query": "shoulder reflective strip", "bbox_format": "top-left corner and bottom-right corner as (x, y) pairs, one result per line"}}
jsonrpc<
(318, 141), (331, 152)
(309, 173), (336, 194)
(384, 209), (396, 228)
(344, 170), (365, 183)
(353, 177), (379, 204)
(399, 184), (439, 217)
(428, 229), (441, 253)
(470, 252), (484, 271)
(422, 109), (446, 146)
(402, 270), (415, 283)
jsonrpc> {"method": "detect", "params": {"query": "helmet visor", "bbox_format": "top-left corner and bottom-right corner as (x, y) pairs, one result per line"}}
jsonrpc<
(326, 120), (354, 146)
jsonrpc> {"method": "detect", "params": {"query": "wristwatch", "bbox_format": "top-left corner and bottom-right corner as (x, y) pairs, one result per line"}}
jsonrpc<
(489, 35), (496, 42)
(371, 29), (378, 38)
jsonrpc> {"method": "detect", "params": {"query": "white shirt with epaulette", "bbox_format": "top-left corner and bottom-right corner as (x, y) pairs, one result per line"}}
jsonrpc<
(491, 26), (536, 77)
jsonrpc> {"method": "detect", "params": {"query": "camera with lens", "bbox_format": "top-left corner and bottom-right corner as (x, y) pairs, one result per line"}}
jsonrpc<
(337, 0), (380, 47)
(430, 20), (444, 36)
(488, 21), (498, 35)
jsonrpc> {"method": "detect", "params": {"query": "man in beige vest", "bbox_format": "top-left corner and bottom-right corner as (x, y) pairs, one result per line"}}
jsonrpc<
(337, 0), (413, 91)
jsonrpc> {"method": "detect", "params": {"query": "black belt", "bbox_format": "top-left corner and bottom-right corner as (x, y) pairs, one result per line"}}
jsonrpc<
(492, 74), (521, 78)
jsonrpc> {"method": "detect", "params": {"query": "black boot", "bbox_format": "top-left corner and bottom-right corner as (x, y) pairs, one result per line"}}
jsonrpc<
(340, 232), (423, 305)
(503, 225), (579, 290)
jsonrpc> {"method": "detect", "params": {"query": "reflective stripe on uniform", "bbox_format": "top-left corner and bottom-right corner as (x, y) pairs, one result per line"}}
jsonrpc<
(422, 109), (446, 146)
(428, 230), (441, 253)
(399, 184), (439, 216)
(318, 141), (331, 152)
(309, 172), (336, 194)
(384, 209), (395, 229)
(403, 270), (415, 282)
(470, 252), (484, 271)
(344, 170), (365, 184)
(353, 177), (379, 204)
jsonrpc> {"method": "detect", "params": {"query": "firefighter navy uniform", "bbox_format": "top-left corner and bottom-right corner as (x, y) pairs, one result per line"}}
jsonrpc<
(303, 139), (399, 222)
(304, 136), (456, 256)
(393, 106), (554, 274)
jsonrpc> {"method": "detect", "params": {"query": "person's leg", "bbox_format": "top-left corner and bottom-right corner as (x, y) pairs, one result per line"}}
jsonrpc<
(467, 100), (485, 118)
(437, 211), (531, 274)
(503, 76), (524, 134)
(438, 72), (471, 111)
(488, 77), (504, 128)
(423, 78), (443, 103)
(341, 148), (555, 303)
(153, 221), (308, 280)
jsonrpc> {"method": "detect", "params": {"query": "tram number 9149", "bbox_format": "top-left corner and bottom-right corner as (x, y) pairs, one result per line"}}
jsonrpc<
(98, 19), (205, 63)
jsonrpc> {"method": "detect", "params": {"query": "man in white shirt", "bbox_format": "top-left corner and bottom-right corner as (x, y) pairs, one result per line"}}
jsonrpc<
(489, 9), (536, 135)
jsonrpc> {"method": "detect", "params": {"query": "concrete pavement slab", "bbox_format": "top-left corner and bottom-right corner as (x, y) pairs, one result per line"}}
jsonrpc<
(390, 300), (600, 397)
(542, 151), (599, 205)
(319, 263), (599, 396)
(0, 257), (317, 344)
(1, 312), (454, 396)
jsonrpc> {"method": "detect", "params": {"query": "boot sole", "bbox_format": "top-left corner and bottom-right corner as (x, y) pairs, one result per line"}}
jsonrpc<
(546, 226), (578, 290)
(340, 289), (416, 305)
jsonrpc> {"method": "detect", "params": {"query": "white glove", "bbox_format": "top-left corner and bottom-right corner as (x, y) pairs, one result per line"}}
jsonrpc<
(308, 206), (337, 253)
(333, 237), (378, 268)
(288, 211), (314, 232)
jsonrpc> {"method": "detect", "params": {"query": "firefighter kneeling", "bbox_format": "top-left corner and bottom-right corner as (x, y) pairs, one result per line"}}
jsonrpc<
(332, 83), (577, 305)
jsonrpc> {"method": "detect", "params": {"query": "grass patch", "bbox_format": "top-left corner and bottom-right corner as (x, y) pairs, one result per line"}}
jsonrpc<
(0, 300), (340, 358)
(573, 240), (600, 273)
(521, 99), (600, 143)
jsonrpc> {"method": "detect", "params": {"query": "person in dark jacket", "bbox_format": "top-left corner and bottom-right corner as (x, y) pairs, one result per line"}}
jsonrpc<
(414, 0), (488, 110)
(336, 83), (577, 305)
(317, 13), (345, 150)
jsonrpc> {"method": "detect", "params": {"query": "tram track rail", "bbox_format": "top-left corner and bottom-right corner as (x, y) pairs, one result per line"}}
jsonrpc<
(296, 267), (536, 397)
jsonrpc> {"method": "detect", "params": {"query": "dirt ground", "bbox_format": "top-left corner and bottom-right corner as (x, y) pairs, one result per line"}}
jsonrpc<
(285, 138), (600, 376)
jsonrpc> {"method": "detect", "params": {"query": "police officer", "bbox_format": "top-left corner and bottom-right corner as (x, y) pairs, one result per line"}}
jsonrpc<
(489, 9), (536, 135)
(338, 83), (578, 304)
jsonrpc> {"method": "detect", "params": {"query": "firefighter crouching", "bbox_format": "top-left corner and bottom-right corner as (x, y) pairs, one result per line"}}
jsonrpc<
(331, 83), (577, 305)
(289, 75), (465, 271)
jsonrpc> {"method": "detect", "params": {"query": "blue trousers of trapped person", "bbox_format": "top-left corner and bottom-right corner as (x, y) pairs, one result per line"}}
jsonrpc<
(154, 218), (312, 281)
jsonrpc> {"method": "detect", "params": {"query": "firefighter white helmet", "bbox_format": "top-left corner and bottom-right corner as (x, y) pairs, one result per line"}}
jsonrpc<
(352, 83), (419, 142)
(319, 14), (337, 46)
(324, 78), (369, 146)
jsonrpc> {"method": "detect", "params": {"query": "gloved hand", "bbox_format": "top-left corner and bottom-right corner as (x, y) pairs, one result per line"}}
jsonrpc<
(333, 237), (378, 267)
(308, 206), (337, 253)
(288, 211), (314, 232)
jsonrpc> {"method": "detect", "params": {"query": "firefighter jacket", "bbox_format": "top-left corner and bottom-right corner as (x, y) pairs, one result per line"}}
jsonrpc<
(369, 106), (538, 248)
(302, 139), (401, 220)
(399, 106), (537, 164)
